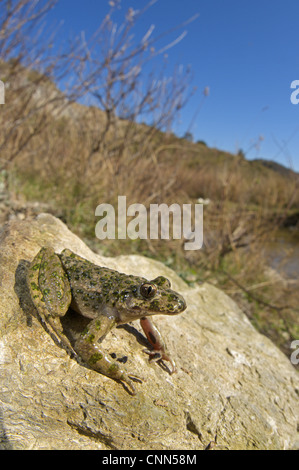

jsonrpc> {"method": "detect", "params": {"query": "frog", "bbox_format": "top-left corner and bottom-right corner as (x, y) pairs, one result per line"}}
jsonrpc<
(27, 247), (187, 394)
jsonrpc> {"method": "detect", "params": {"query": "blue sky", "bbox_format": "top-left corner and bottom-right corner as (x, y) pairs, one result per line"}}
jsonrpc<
(46, 0), (299, 171)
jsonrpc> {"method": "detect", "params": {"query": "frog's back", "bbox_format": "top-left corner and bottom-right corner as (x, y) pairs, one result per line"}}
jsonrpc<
(59, 249), (145, 291)
(59, 249), (147, 319)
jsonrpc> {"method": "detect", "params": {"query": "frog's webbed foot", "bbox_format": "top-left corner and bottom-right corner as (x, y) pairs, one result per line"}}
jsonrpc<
(140, 317), (177, 374)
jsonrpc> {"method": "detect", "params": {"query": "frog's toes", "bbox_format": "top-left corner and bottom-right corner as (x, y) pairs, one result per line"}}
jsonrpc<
(121, 374), (143, 395)
(143, 348), (163, 363)
(143, 348), (177, 374)
(128, 374), (143, 384)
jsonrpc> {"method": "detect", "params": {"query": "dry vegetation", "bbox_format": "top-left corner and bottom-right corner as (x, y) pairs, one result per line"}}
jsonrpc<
(1, 0), (298, 359)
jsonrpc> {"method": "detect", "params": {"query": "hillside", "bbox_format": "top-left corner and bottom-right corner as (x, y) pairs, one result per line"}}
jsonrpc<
(253, 159), (298, 178)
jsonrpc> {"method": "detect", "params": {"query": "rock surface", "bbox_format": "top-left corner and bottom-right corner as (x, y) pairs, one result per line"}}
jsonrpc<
(0, 213), (298, 450)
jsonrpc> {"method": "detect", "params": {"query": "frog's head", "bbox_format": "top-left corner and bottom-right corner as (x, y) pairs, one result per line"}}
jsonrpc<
(115, 275), (187, 323)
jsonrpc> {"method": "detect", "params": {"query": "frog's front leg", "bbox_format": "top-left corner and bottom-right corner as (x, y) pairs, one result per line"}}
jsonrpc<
(140, 317), (176, 374)
(27, 247), (75, 355)
(74, 316), (141, 395)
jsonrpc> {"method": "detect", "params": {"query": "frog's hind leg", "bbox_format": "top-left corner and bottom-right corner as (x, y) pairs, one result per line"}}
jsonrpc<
(27, 247), (75, 355)
(74, 317), (141, 395)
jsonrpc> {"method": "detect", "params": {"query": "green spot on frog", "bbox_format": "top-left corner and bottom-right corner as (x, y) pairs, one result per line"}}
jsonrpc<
(86, 334), (95, 343)
(40, 260), (48, 270)
(89, 353), (103, 365)
(149, 300), (160, 310)
(31, 263), (41, 271)
(108, 362), (119, 373)
(81, 327), (89, 336)
(30, 282), (40, 291)
(56, 291), (63, 300)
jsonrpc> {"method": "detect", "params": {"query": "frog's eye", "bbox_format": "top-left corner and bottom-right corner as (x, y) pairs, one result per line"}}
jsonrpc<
(140, 283), (157, 299)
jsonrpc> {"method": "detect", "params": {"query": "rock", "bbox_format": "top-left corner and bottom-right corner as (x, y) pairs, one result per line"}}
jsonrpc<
(0, 213), (298, 450)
